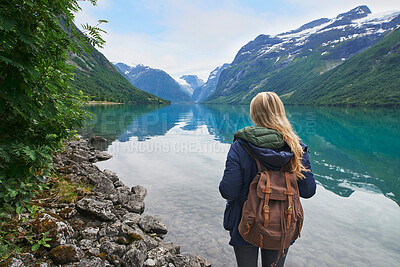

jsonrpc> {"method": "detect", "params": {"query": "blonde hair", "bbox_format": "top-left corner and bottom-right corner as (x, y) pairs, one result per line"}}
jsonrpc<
(250, 92), (308, 179)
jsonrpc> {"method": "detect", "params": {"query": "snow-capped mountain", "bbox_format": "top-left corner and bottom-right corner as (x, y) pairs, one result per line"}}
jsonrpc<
(114, 63), (191, 103)
(205, 5), (400, 104)
(192, 63), (230, 103)
(176, 75), (205, 96)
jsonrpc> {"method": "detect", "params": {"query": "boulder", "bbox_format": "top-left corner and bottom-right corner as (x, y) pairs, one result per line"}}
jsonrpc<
(95, 150), (112, 161)
(49, 244), (84, 265)
(65, 257), (112, 267)
(78, 239), (93, 250)
(116, 186), (145, 214)
(93, 176), (116, 196)
(32, 213), (74, 248)
(7, 253), (36, 267)
(121, 212), (141, 227)
(104, 169), (119, 183)
(122, 240), (147, 267)
(146, 246), (174, 266)
(89, 136), (108, 151)
(76, 198), (116, 221)
(81, 227), (99, 240)
(100, 241), (127, 258)
(139, 215), (168, 235)
(131, 185), (147, 200)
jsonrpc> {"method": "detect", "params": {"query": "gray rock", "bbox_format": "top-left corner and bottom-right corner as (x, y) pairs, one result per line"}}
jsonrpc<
(142, 234), (161, 251)
(72, 152), (88, 163)
(146, 246), (174, 266)
(65, 257), (112, 267)
(87, 248), (101, 256)
(81, 227), (99, 240)
(109, 220), (122, 235)
(9, 258), (24, 267)
(78, 239), (93, 250)
(76, 198), (116, 221)
(14, 253), (35, 266)
(120, 224), (135, 236)
(116, 186), (145, 214)
(161, 242), (180, 254)
(100, 241), (127, 258)
(113, 180), (125, 188)
(49, 244), (84, 265)
(94, 176), (116, 196)
(121, 212), (141, 227)
(113, 207), (129, 221)
(186, 254), (212, 267)
(144, 258), (156, 266)
(131, 185), (147, 200)
(87, 173), (105, 185)
(58, 206), (77, 219)
(139, 215), (168, 235)
(122, 242), (146, 267)
(104, 169), (119, 183)
(95, 150), (112, 161)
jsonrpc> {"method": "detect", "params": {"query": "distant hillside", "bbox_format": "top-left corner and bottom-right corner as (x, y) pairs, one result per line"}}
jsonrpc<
(67, 41), (167, 104)
(204, 6), (400, 106)
(177, 75), (204, 96)
(283, 27), (400, 106)
(114, 63), (191, 103)
(192, 63), (229, 103)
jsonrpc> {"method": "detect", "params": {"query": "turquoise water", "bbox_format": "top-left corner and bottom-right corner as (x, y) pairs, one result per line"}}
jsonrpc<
(81, 104), (400, 267)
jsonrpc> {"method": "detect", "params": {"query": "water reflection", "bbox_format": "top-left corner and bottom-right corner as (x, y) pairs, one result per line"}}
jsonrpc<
(82, 104), (400, 205)
(84, 103), (400, 266)
(80, 104), (167, 144)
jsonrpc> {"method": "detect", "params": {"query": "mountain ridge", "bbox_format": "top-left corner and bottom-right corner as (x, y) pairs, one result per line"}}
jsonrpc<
(114, 63), (191, 103)
(204, 5), (400, 106)
(66, 23), (167, 104)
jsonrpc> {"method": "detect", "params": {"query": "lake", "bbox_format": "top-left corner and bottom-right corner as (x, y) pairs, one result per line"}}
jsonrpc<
(80, 104), (400, 267)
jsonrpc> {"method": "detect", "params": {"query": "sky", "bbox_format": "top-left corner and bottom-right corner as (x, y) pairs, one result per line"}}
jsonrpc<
(74, 0), (400, 81)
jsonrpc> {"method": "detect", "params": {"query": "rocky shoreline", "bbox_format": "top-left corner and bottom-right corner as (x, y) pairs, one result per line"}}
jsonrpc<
(6, 137), (210, 267)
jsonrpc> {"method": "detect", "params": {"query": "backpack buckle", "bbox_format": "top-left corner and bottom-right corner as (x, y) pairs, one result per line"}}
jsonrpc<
(263, 205), (269, 213)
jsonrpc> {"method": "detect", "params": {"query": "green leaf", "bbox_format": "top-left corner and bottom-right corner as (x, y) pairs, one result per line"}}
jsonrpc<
(16, 206), (23, 214)
(31, 243), (40, 251)
(9, 191), (17, 198)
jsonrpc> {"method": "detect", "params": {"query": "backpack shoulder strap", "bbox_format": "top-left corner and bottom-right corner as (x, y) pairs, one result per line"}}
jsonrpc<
(239, 142), (265, 172)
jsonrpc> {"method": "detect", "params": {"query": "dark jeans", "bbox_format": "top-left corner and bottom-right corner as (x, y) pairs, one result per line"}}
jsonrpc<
(234, 246), (289, 267)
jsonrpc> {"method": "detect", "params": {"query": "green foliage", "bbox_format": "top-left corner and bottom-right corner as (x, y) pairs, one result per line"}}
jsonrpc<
(0, 0), (104, 212)
(284, 28), (400, 106)
(81, 20), (108, 48)
(30, 232), (51, 251)
(0, 204), (49, 259)
(68, 49), (168, 103)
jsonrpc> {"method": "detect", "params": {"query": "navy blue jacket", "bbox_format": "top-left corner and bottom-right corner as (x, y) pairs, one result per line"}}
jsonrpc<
(219, 138), (316, 247)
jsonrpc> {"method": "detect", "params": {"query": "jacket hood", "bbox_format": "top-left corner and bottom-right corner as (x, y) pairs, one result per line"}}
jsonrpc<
(238, 139), (293, 169)
(234, 125), (293, 169)
(234, 126), (285, 149)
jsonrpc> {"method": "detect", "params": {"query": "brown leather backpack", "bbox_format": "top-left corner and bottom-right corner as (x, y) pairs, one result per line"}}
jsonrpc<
(238, 143), (304, 263)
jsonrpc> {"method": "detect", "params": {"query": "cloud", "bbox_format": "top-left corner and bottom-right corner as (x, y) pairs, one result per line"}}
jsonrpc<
(74, 0), (400, 80)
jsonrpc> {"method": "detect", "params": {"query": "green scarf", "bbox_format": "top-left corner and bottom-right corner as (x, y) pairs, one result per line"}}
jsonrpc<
(234, 126), (285, 149)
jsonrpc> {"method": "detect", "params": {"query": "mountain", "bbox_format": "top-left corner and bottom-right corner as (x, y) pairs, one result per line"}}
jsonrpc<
(176, 75), (205, 96)
(114, 63), (191, 103)
(67, 38), (167, 104)
(192, 63), (230, 103)
(204, 6), (400, 105)
(283, 27), (400, 106)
